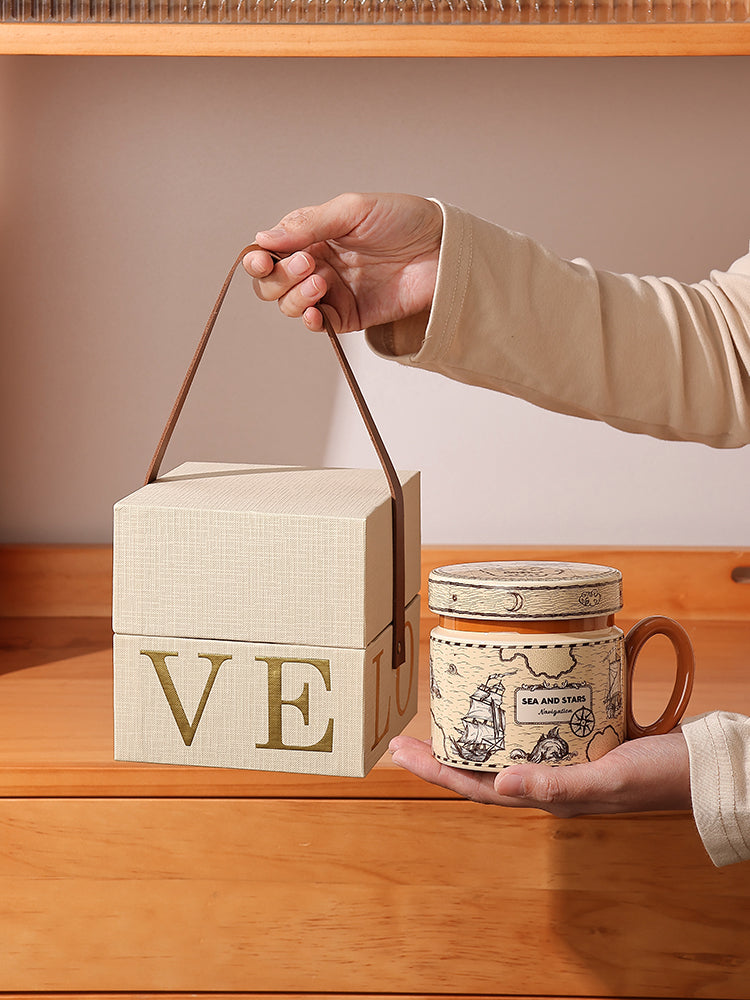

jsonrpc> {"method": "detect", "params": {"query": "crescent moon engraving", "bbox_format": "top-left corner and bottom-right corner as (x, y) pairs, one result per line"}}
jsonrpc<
(503, 591), (524, 613)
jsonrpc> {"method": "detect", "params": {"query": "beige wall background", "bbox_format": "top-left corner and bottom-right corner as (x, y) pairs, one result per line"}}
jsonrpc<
(0, 53), (748, 546)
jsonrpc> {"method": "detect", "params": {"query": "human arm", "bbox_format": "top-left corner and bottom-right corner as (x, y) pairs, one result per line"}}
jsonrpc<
(367, 201), (750, 448)
(246, 194), (750, 446)
(246, 193), (750, 859)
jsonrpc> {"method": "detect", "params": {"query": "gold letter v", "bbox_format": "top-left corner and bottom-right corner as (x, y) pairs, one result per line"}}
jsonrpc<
(140, 650), (231, 747)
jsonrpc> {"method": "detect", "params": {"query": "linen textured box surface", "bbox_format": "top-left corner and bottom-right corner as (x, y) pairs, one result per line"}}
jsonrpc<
(113, 461), (421, 777)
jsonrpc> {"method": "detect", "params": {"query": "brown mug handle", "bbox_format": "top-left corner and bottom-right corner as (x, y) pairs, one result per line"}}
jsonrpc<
(624, 615), (695, 739)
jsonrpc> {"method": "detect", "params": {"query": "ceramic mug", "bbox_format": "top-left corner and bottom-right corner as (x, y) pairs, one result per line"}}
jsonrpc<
(428, 561), (695, 770)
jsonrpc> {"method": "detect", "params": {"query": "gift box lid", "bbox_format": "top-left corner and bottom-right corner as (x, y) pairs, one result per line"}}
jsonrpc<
(113, 461), (420, 649)
(428, 560), (622, 620)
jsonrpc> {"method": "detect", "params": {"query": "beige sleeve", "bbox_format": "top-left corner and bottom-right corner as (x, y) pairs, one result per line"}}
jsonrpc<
(366, 201), (750, 448)
(682, 712), (750, 866)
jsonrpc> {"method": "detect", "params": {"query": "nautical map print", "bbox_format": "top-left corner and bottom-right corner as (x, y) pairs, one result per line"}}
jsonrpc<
(429, 634), (625, 770)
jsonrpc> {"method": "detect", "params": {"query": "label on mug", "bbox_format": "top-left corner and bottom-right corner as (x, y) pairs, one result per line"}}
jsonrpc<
(429, 628), (625, 769)
(515, 684), (593, 725)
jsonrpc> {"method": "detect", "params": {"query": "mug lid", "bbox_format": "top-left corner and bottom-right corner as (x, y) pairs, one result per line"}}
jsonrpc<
(428, 561), (623, 621)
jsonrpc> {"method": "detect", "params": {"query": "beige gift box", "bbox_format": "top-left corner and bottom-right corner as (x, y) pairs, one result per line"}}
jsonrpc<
(114, 462), (420, 649)
(112, 461), (420, 777)
(112, 242), (422, 778)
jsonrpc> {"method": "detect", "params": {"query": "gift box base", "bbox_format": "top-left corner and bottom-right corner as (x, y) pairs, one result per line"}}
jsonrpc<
(114, 596), (419, 778)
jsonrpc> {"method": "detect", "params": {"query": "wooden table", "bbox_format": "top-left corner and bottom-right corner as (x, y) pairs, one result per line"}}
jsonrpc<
(1, 544), (749, 998)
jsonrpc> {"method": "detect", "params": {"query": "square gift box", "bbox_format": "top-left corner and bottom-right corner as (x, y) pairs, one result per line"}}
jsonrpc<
(113, 461), (420, 777)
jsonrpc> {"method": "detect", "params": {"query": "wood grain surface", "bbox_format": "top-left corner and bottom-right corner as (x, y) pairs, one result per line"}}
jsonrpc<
(2, 798), (749, 995)
(0, 995), (652, 1000)
(1, 23), (750, 57)
(4, 543), (750, 619)
(1, 545), (749, 997)
(0, 612), (748, 796)
(0, 544), (113, 618)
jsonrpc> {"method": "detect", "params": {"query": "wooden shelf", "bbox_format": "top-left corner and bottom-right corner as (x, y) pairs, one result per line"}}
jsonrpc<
(1, 21), (750, 56)
(2, 545), (750, 995)
(3, 611), (749, 797)
(2, 544), (749, 798)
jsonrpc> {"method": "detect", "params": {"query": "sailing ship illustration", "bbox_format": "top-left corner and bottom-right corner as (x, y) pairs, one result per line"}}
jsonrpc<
(451, 671), (515, 763)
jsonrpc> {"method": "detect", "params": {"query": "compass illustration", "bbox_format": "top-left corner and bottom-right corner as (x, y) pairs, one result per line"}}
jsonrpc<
(569, 707), (595, 738)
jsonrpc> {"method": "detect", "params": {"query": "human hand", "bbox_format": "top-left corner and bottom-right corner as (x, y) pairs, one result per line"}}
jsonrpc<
(243, 192), (443, 335)
(389, 731), (691, 817)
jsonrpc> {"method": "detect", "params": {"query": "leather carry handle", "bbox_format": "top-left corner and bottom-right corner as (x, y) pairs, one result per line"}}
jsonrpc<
(145, 244), (406, 670)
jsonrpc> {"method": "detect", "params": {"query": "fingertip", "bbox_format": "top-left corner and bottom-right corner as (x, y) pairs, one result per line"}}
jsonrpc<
(388, 735), (410, 770)
(302, 306), (325, 333)
(254, 227), (286, 243)
(242, 249), (273, 278)
(288, 251), (314, 277)
(495, 771), (526, 798)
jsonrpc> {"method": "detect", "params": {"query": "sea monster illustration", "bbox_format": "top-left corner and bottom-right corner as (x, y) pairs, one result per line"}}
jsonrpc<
(509, 727), (574, 764)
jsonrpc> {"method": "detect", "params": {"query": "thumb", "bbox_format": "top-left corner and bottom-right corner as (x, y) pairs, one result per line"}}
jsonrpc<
(493, 733), (691, 817)
(255, 193), (374, 254)
(494, 763), (605, 818)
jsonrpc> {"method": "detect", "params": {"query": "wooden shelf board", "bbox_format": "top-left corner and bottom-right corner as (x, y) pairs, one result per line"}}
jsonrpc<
(3, 544), (750, 995)
(4, 796), (746, 994)
(1, 544), (748, 797)
(1, 22), (750, 57)
(4, 543), (750, 621)
(1, 612), (747, 797)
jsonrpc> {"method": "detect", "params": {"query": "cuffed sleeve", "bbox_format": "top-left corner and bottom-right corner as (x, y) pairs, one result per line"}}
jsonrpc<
(683, 712), (750, 867)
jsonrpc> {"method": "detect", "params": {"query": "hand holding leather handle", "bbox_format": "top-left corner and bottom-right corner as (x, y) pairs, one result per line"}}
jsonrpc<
(145, 244), (407, 669)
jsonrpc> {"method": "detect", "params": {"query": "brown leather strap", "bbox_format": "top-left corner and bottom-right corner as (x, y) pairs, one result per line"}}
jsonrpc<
(145, 244), (406, 669)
